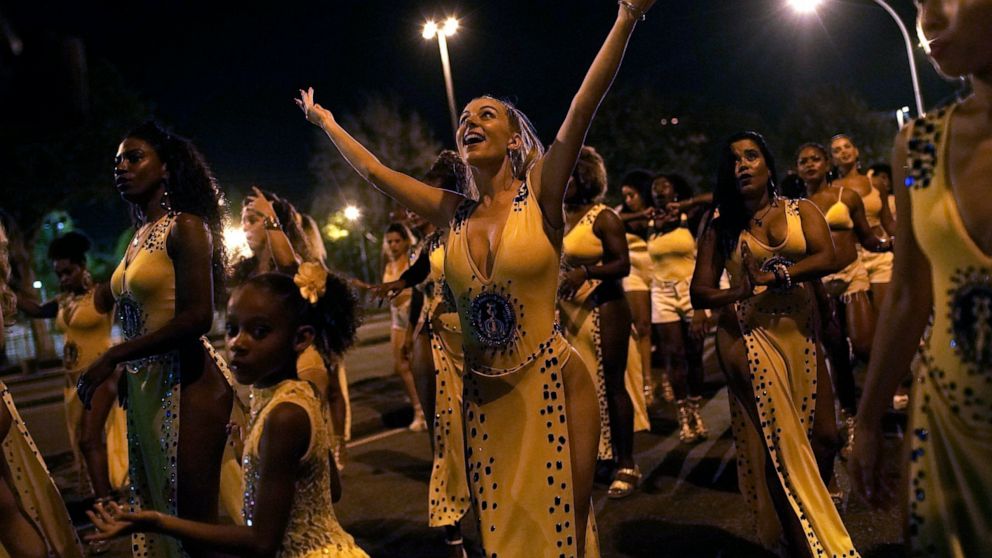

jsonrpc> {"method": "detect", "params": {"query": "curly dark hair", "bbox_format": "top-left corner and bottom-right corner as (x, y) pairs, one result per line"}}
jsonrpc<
(241, 271), (361, 357)
(569, 145), (608, 204)
(867, 162), (892, 179)
(653, 173), (693, 207)
(125, 121), (228, 301)
(713, 131), (779, 255)
(424, 150), (475, 199)
(619, 169), (654, 214)
(48, 231), (92, 265)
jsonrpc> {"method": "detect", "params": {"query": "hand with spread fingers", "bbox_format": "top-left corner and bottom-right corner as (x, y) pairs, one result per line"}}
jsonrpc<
(246, 186), (278, 222)
(295, 87), (333, 126)
(85, 501), (162, 542)
(367, 279), (407, 302)
(848, 422), (896, 508)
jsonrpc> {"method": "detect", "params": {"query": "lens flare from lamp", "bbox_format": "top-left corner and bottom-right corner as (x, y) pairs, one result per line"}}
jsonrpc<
(442, 18), (458, 36)
(422, 21), (438, 39)
(788, 0), (822, 13)
(223, 225), (252, 262)
(344, 205), (361, 222)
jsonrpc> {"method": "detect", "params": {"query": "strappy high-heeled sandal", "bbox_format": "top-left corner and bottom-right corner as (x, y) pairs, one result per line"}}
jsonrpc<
(607, 465), (642, 499)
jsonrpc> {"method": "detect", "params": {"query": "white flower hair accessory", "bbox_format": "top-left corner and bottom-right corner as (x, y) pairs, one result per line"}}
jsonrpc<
(294, 262), (328, 304)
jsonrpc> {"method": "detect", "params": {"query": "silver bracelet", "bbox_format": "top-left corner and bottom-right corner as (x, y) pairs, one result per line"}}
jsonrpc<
(618, 0), (647, 21)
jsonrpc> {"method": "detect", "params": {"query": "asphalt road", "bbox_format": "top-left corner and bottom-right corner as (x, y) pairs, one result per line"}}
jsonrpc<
(47, 323), (905, 557)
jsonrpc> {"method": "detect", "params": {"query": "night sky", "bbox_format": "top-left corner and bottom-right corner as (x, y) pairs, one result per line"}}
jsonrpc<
(7, 0), (960, 220)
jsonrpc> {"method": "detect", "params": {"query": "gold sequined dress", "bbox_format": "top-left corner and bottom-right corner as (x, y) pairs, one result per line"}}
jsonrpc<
(559, 203), (649, 460)
(1, 381), (83, 558)
(243, 379), (368, 557)
(724, 199), (860, 555)
(111, 212), (245, 557)
(445, 177), (600, 557)
(903, 104), (992, 555)
(55, 288), (128, 492)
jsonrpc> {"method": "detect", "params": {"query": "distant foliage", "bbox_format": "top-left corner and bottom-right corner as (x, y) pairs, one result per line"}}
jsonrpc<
(777, 85), (897, 170)
(308, 95), (441, 281)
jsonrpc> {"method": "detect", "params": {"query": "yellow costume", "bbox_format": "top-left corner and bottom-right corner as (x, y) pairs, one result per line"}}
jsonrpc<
(1, 381), (83, 558)
(724, 199), (859, 555)
(111, 212), (245, 557)
(622, 233), (652, 293)
(420, 229), (472, 527)
(445, 178), (599, 557)
(55, 288), (128, 492)
(243, 379), (368, 557)
(648, 225), (697, 324)
(297, 346), (351, 443)
(559, 204), (649, 460)
(821, 187), (871, 301)
(904, 104), (992, 555)
(859, 184), (893, 284)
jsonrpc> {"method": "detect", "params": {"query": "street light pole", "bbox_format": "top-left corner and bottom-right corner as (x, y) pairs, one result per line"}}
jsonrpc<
(868, 0), (925, 116)
(789, 0), (925, 116)
(424, 18), (460, 140)
(436, 32), (459, 138)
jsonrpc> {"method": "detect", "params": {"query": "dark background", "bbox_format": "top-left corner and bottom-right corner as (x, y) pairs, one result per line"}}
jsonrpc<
(0, 0), (962, 248)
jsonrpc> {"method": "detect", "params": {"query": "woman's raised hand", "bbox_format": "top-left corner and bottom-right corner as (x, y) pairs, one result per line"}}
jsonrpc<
(620, 0), (657, 18)
(295, 87), (332, 126)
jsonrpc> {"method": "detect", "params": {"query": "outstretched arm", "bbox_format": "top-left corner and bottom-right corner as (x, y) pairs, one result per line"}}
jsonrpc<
(297, 88), (463, 229)
(536, 1), (655, 223)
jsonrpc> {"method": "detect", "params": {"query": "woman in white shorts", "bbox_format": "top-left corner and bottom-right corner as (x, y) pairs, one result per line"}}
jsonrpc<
(648, 175), (708, 443)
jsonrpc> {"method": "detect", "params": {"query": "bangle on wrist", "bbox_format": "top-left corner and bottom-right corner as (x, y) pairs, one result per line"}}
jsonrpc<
(618, 0), (647, 21)
(263, 216), (281, 231)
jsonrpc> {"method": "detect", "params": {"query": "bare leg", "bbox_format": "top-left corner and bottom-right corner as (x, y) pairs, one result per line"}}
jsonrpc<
(79, 367), (121, 499)
(658, 322), (689, 400)
(822, 297), (857, 416)
(811, 345), (839, 485)
(624, 290), (653, 405)
(870, 281), (889, 312)
(177, 352), (234, 558)
(410, 330), (436, 435)
(391, 329), (422, 417)
(845, 291), (877, 364)
(598, 298), (635, 469)
(715, 315), (811, 557)
(0, 401), (47, 558)
(562, 351), (599, 557)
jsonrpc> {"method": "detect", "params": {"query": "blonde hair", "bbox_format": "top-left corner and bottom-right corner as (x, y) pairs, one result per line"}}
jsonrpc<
(479, 96), (545, 180)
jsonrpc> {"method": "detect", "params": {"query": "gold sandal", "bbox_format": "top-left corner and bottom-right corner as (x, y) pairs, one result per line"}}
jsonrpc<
(607, 466), (642, 499)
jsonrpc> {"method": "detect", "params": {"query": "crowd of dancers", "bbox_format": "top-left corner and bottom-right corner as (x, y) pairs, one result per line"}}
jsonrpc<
(1, 0), (991, 556)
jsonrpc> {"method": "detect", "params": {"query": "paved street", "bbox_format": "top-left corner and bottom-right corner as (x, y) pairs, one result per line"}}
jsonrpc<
(25, 317), (904, 557)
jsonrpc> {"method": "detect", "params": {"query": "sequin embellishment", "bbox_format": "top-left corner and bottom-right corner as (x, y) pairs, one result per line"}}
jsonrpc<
(948, 267), (992, 369)
(469, 291), (517, 348)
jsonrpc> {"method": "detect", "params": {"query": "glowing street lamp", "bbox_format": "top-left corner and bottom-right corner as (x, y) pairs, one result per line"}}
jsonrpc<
(423, 17), (460, 139)
(344, 205), (361, 222)
(789, 0), (924, 116)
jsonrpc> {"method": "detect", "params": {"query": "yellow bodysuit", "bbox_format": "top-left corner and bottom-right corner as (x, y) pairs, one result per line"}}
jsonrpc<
(111, 212), (245, 557)
(422, 228), (471, 528)
(821, 187), (870, 300)
(724, 199), (860, 556)
(859, 183), (894, 284)
(55, 288), (128, 492)
(905, 104), (992, 555)
(559, 203), (649, 461)
(445, 177), (599, 557)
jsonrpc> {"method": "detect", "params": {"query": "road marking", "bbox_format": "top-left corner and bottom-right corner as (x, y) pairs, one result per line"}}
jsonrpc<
(347, 427), (408, 449)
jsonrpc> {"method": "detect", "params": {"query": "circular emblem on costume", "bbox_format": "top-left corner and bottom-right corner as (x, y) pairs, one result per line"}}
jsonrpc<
(949, 268), (992, 368)
(63, 341), (79, 370)
(116, 295), (145, 340)
(469, 291), (517, 348)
